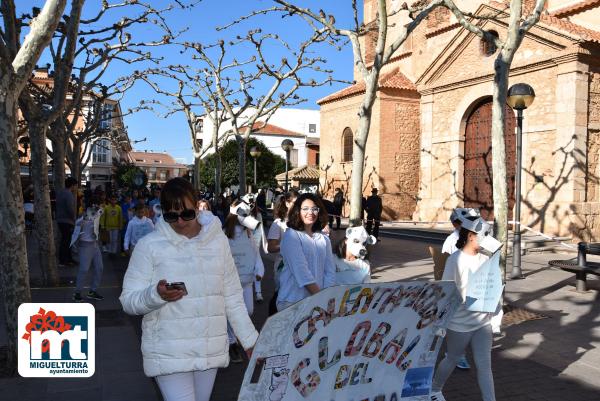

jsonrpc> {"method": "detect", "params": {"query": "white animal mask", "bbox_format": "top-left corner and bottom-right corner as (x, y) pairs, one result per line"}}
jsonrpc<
(230, 201), (260, 230)
(345, 226), (376, 259)
(450, 207), (479, 222)
(457, 215), (502, 255)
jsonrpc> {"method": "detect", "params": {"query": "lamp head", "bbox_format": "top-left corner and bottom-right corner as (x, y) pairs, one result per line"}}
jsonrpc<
(249, 146), (262, 158)
(507, 83), (535, 110)
(281, 139), (294, 152)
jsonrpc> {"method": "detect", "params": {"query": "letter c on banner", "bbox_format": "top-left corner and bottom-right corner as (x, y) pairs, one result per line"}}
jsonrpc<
(291, 358), (320, 397)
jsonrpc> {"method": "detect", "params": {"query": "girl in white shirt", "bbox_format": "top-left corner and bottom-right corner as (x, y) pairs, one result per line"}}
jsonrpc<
(431, 216), (496, 401)
(123, 204), (155, 254)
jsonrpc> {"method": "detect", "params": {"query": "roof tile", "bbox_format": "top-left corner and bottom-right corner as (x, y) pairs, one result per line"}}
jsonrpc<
(317, 68), (416, 105)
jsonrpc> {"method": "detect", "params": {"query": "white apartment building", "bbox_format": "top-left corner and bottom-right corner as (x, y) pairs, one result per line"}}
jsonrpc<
(197, 108), (320, 167)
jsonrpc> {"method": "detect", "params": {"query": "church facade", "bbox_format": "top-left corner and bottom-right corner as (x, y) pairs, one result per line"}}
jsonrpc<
(318, 0), (600, 240)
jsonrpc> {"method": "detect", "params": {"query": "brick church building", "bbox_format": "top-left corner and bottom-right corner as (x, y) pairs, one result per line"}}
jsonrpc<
(318, 0), (600, 240)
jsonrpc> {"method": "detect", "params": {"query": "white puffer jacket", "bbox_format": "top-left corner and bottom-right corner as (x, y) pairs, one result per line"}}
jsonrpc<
(120, 210), (258, 377)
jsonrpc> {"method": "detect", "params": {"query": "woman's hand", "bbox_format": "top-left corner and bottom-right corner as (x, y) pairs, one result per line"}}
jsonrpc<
(245, 347), (253, 359)
(157, 279), (185, 302)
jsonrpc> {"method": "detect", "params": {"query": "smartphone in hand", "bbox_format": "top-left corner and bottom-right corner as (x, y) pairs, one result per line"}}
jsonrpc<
(165, 281), (188, 295)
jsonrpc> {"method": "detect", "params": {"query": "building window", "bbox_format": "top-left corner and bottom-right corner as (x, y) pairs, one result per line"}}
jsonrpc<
(99, 104), (114, 130)
(481, 30), (499, 57)
(342, 128), (353, 162)
(290, 149), (299, 168)
(308, 123), (317, 133)
(196, 118), (204, 133)
(92, 139), (111, 164)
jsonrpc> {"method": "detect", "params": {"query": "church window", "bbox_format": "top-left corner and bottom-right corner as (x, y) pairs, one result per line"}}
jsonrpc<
(481, 30), (499, 57)
(342, 128), (353, 162)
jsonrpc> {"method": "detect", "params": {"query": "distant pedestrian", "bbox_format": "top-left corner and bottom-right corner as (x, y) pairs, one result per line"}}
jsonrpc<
(56, 177), (78, 266)
(431, 215), (501, 401)
(100, 195), (123, 256)
(224, 200), (264, 363)
(256, 188), (266, 217)
(123, 204), (154, 255)
(266, 190), (298, 315)
(333, 188), (344, 230)
(365, 188), (382, 239)
(71, 207), (105, 302)
(277, 193), (336, 311)
(120, 177), (258, 401)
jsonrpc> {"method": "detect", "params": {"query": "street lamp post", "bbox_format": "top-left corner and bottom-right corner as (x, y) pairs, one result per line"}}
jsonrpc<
(281, 139), (294, 192)
(507, 83), (536, 279)
(250, 146), (262, 192)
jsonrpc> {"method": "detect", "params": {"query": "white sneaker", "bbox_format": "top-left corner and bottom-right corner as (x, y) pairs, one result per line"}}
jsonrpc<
(256, 293), (263, 303)
(430, 391), (446, 401)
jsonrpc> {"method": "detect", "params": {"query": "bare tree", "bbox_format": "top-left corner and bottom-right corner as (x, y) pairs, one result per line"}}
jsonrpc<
(0, 0), (67, 373)
(49, 0), (190, 189)
(270, 0), (464, 225)
(18, 0), (85, 287)
(443, 0), (548, 278)
(135, 64), (233, 194)
(192, 28), (336, 195)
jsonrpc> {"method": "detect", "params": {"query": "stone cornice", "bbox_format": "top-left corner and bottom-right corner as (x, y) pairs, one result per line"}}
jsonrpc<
(418, 49), (592, 94)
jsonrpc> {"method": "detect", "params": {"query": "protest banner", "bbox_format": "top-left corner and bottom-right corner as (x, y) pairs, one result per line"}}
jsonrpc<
(238, 281), (460, 401)
(465, 252), (503, 313)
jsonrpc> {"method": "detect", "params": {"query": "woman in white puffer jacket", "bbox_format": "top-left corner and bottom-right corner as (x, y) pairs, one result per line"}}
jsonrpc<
(120, 178), (258, 401)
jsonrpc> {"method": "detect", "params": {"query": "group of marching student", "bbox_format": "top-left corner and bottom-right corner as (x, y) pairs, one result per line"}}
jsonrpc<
(118, 176), (501, 401)
(119, 178), (369, 401)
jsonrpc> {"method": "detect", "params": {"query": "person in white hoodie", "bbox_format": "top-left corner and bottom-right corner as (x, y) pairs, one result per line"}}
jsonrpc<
(123, 204), (155, 254)
(430, 214), (502, 401)
(119, 178), (258, 401)
(223, 199), (264, 362)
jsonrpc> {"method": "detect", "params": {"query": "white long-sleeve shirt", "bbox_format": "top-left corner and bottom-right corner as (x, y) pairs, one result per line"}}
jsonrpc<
(278, 229), (336, 305)
(123, 216), (154, 251)
(442, 250), (492, 332)
(442, 228), (460, 255)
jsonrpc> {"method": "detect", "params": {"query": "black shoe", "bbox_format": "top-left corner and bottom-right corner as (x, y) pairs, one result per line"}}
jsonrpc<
(72, 292), (83, 302)
(229, 343), (243, 363)
(86, 290), (104, 300)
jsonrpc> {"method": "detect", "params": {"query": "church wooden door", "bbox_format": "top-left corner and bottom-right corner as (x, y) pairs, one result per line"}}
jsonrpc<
(464, 99), (516, 221)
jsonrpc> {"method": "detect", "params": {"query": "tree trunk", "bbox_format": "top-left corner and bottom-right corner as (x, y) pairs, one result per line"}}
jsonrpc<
(194, 156), (201, 190)
(70, 141), (83, 183)
(491, 58), (511, 280)
(215, 150), (222, 196)
(29, 122), (59, 286)
(349, 131), (367, 227)
(0, 94), (32, 373)
(238, 138), (247, 196)
(349, 75), (378, 227)
(51, 121), (67, 190)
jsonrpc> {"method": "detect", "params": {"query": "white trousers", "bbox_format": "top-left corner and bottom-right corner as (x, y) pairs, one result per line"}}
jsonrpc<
(108, 229), (120, 254)
(228, 283), (253, 344)
(155, 369), (217, 401)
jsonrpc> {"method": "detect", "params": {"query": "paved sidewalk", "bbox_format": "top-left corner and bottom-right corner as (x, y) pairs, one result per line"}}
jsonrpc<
(0, 229), (599, 400)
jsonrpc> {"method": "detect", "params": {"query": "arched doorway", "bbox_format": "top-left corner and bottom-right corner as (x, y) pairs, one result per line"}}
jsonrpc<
(463, 98), (516, 220)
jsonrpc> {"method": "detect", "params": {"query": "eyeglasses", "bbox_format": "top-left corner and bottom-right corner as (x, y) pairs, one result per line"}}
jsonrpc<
(300, 207), (319, 214)
(163, 209), (196, 223)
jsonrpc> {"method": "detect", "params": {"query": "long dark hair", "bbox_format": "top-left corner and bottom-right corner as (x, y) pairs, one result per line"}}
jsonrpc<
(286, 193), (328, 232)
(274, 189), (299, 220)
(223, 199), (242, 239)
(455, 216), (479, 249)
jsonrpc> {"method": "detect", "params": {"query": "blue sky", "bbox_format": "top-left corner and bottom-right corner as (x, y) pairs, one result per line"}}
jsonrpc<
(21, 0), (359, 164)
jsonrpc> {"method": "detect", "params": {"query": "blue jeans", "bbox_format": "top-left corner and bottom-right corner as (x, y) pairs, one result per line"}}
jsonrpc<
(76, 241), (104, 293)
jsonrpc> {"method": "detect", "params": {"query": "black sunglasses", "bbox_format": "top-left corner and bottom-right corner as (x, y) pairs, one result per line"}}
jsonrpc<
(163, 209), (196, 223)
